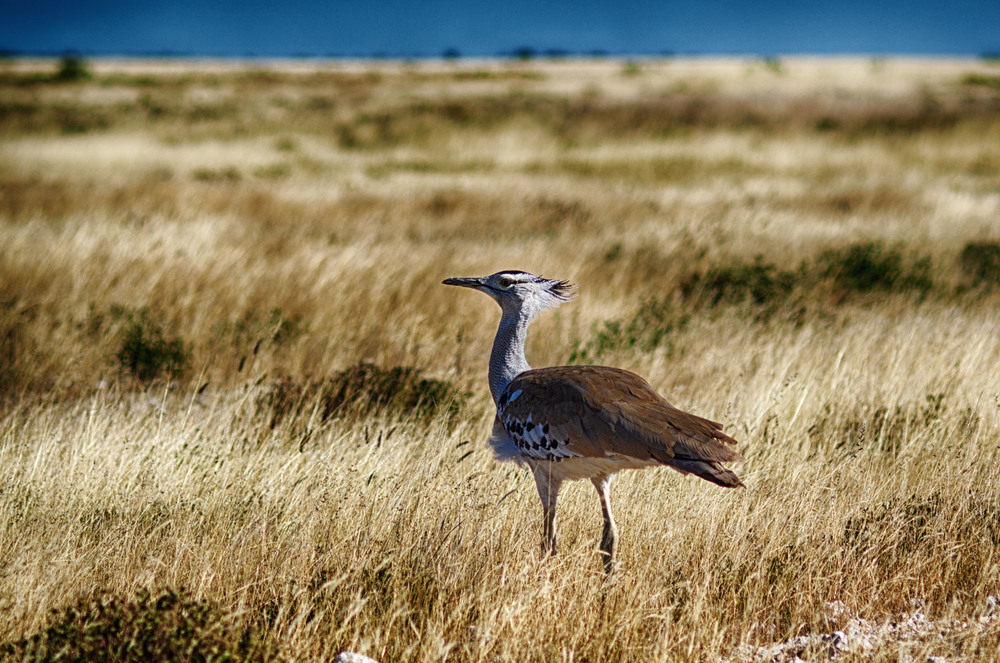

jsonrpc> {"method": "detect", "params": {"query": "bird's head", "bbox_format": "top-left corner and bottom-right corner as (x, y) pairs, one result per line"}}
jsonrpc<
(443, 270), (575, 318)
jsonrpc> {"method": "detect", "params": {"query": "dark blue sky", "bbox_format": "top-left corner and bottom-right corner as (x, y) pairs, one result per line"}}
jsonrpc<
(3, 0), (998, 57)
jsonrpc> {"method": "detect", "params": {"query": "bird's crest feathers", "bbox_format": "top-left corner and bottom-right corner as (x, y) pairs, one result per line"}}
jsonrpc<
(443, 270), (576, 312)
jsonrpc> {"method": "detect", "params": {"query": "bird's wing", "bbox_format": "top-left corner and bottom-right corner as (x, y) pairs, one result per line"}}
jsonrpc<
(498, 366), (743, 486)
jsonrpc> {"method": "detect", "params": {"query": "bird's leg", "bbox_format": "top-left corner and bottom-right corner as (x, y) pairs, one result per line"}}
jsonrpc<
(592, 474), (618, 574)
(532, 466), (562, 557)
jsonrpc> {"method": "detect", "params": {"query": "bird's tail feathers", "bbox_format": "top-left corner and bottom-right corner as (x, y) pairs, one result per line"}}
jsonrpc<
(669, 458), (744, 488)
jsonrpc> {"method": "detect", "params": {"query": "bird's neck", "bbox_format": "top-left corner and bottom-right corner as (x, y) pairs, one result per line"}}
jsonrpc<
(489, 308), (532, 405)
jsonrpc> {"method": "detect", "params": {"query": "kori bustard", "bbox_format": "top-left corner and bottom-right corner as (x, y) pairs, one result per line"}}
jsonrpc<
(443, 270), (743, 572)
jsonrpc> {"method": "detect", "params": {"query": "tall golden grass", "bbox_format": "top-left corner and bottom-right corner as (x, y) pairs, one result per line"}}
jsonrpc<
(1, 57), (999, 661)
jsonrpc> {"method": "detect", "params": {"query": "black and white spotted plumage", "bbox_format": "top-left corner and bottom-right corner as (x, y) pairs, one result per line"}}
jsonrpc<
(498, 399), (581, 462)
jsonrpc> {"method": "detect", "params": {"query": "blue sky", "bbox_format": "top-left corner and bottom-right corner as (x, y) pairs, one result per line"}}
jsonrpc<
(3, 0), (998, 57)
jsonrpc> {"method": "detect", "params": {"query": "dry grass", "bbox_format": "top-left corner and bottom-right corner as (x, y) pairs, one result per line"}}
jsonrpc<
(1, 56), (999, 662)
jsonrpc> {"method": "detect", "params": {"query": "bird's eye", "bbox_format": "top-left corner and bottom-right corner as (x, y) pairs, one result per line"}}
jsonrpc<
(498, 277), (513, 288)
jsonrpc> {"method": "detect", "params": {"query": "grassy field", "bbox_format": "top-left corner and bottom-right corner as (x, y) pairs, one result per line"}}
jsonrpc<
(1, 55), (999, 661)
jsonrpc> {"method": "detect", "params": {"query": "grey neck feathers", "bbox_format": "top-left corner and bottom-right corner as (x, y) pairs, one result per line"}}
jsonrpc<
(488, 308), (532, 404)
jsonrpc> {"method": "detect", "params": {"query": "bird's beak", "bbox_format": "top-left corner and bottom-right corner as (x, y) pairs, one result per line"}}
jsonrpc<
(442, 276), (486, 289)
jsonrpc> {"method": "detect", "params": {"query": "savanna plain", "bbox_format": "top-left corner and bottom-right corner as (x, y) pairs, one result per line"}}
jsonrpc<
(1, 56), (1000, 662)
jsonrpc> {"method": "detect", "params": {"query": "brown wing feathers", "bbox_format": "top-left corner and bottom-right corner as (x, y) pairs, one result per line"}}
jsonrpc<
(501, 366), (744, 487)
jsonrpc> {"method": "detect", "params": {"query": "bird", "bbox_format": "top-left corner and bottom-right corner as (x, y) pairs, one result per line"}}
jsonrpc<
(442, 269), (744, 573)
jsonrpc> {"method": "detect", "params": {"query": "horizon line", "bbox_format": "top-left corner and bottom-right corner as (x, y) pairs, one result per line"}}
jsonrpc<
(4, 49), (999, 62)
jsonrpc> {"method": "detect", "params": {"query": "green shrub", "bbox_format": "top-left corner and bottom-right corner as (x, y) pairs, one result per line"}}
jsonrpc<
(0, 588), (274, 663)
(575, 241), (945, 362)
(252, 163), (291, 180)
(274, 137), (297, 152)
(569, 298), (690, 363)
(761, 56), (784, 75)
(0, 302), (25, 401)
(817, 241), (933, 295)
(260, 362), (466, 430)
(677, 243), (934, 306)
(192, 166), (242, 182)
(53, 54), (91, 82)
(958, 240), (1000, 286)
(115, 310), (189, 382)
(680, 256), (797, 307)
(815, 117), (840, 132)
(960, 73), (1000, 89)
(621, 61), (642, 77)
